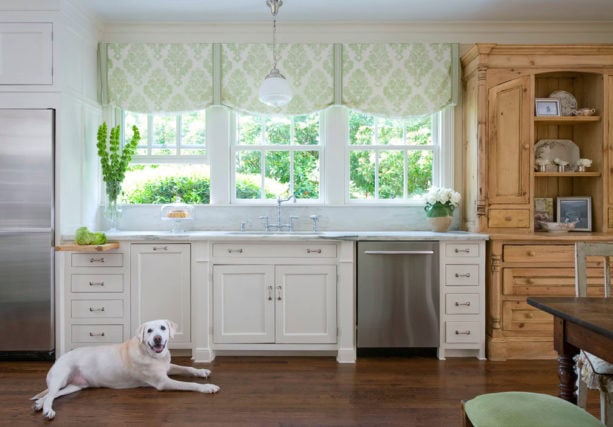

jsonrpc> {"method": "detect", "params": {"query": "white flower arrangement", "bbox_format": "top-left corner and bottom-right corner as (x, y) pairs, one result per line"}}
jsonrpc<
(423, 186), (461, 217)
(553, 158), (569, 166)
(535, 158), (551, 166)
(576, 158), (592, 167)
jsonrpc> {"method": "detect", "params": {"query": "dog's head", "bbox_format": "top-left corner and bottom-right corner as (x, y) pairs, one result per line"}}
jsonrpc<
(136, 319), (177, 357)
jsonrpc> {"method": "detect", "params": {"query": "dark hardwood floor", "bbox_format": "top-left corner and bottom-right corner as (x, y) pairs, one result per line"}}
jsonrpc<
(0, 355), (602, 426)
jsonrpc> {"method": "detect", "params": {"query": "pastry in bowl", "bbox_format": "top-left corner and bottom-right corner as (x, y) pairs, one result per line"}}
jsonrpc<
(539, 221), (576, 233)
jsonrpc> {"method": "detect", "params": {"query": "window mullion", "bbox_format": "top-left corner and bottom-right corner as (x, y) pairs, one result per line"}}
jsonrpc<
(176, 114), (182, 156)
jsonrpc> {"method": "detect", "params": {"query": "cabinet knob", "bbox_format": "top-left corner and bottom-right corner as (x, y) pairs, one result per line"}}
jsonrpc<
(527, 251), (536, 257)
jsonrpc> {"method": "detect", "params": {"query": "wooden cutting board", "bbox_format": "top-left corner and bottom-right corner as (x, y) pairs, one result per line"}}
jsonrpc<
(55, 242), (120, 252)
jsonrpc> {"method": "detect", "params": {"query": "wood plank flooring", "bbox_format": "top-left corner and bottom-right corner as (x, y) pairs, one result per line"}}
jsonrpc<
(0, 355), (602, 426)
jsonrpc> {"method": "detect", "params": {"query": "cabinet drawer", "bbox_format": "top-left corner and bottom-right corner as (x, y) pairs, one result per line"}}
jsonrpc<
(71, 274), (123, 293)
(503, 244), (573, 263)
(212, 243), (336, 258)
(488, 209), (530, 228)
(501, 301), (552, 336)
(71, 300), (123, 318)
(445, 321), (480, 343)
(502, 268), (575, 296)
(71, 253), (123, 267)
(445, 264), (479, 286)
(71, 324), (123, 343)
(445, 293), (480, 314)
(444, 243), (480, 258)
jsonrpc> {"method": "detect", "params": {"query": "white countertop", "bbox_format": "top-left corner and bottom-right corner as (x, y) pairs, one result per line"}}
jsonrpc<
(84, 230), (489, 242)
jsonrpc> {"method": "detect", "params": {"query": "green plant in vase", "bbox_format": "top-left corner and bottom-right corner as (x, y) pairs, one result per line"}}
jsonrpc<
(97, 122), (140, 230)
(423, 186), (461, 232)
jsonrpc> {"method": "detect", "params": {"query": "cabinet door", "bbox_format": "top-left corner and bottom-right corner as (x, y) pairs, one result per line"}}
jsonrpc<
(130, 244), (191, 345)
(0, 23), (53, 84)
(213, 265), (275, 343)
(487, 76), (531, 206)
(275, 265), (337, 344)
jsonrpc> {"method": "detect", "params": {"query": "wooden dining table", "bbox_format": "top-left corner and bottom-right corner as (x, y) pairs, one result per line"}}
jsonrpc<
(527, 297), (613, 403)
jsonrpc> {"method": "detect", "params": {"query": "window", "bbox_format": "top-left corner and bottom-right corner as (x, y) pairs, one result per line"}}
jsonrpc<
(232, 113), (321, 202)
(347, 111), (437, 202)
(121, 110), (210, 204)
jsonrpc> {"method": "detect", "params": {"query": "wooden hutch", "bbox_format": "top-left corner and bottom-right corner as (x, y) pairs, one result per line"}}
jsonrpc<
(461, 44), (613, 360)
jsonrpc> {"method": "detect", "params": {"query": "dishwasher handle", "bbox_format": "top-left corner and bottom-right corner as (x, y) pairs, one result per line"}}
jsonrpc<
(363, 250), (434, 255)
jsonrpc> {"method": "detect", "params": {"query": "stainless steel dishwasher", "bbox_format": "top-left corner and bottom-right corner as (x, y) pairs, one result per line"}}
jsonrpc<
(357, 241), (439, 349)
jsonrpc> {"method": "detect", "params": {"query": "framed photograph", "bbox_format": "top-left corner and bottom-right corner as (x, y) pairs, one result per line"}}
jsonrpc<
(557, 196), (592, 231)
(534, 197), (554, 230)
(535, 98), (560, 116)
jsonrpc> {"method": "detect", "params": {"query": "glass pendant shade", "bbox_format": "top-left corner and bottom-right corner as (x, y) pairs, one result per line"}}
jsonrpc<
(258, 67), (293, 107)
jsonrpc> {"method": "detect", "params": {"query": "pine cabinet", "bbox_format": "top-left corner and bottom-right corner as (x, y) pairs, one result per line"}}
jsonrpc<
(461, 44), (613, 360)
(213, 264), (337, 344)
(130, 243), (191, 347)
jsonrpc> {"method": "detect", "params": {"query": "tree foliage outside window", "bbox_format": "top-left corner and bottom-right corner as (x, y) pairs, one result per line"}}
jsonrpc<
(348, 111), (434, 201)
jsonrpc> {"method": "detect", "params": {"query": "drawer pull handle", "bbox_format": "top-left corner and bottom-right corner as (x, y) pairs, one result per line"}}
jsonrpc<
(89, 257), (105, 263)
(89, 332), (105, 337)
(307, 248), (322, 254)
(455, 330), (471, 335)
(152, 246), (168, 251)
(267, 285), (273, 301)
(227, 248), (244, 254)
(454, 248), (471, 254)
(89, 281), (105, 287)
(455, 301), (471, 307)
(276, 285), (283, 301)
(89, 307), (105, 312)
(455, 273), (472, 278)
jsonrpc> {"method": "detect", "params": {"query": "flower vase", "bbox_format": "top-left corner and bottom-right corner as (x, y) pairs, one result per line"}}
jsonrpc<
(425, 202), (453, 232)
(427, 216), (452, 232)
(104, 181), (122, 231)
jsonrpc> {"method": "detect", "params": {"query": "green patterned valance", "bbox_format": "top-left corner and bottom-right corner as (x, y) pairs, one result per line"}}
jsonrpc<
(221, 43), (334, 115)
(342, 43), (458, 118)
(101, 43), (214, 113)
(99, 42), (458, 117)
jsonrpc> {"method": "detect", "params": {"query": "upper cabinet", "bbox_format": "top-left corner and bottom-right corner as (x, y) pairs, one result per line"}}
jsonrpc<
(0, 23), (53, 85)
(461, 44), (613, 234)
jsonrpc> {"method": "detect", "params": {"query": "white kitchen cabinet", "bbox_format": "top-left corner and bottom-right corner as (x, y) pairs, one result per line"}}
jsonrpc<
(0, 23), (53, 85)
(438, 241), (486, 360)
(130, 243), (191, 347)
(213, 264), (336, 344)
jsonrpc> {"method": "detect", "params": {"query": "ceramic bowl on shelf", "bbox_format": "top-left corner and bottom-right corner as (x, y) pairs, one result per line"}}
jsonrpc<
(539, 221), (576, 233)
(574, 107), (597, 116)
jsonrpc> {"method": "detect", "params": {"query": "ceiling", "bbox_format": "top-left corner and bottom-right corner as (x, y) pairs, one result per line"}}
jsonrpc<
(84, 0), (613, 23)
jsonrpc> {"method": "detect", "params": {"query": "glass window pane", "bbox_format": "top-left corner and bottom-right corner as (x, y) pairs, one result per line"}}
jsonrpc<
(238, 114), (262, 146)
(235, 150), (262, 199)
(152, 114), (177, 148)
(405, 116), (432, 146)
(294, 151), (320, 199)
(294, 114), (320, 146)
(124, 112), (147, 146)
(378, 150), (404, 199)
(265, 117), (290, 145)
(265, 151), (290, 197)
(181, 111), (206, 148)
(406, 149), (433, 196)
(349, 150), (375, 199)
(349, 111), (374, 145)
(377, 118), (404, 146)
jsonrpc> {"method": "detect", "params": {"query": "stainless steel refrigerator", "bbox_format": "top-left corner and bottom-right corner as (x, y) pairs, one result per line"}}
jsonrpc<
(0, 109), (55, 360)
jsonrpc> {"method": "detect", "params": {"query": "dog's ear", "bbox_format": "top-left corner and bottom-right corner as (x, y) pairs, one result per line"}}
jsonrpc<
(166, 320), (178, 339)
(136, 322), (147, 343)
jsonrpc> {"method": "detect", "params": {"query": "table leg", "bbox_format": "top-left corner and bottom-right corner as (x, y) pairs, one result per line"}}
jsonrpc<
(557, 353), (577, 403)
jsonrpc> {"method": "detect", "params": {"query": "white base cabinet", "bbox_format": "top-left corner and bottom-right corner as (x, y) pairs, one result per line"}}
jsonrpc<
(130, 243), (191, 347)
(213, 264), (336, 344)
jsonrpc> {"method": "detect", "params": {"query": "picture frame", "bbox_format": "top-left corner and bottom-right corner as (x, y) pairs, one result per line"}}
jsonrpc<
(534, 197), (554, 230)
(557, 196), (592, 231)
(535, 98), (560, 116)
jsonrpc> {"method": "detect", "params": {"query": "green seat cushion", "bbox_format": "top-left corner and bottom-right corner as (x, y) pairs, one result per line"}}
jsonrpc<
(464, 392), (604, 427)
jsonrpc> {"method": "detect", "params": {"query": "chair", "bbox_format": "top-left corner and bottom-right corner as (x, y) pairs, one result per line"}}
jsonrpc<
(575, 242), (613, 427)
(461, 391), (604, 426)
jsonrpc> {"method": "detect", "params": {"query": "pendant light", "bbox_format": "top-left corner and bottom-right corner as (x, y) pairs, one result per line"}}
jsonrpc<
(258, 0), (293, 107)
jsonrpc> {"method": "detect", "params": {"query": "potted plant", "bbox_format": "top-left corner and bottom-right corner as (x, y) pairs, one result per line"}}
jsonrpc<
(96, 122), (140, 229)
(423, 186), (461, 232)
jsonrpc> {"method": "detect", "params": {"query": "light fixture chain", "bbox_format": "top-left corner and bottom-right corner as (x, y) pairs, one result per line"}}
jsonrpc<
(272, 17), (278, 69)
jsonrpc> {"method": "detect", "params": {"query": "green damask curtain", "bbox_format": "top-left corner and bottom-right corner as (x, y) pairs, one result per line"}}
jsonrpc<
(99, 42), (458, 117)
(342, 43), (459, 118)
(220, 43), (335, 115)
(101, 43), (214, 113)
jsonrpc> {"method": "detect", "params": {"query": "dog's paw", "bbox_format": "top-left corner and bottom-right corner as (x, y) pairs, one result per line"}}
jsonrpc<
(43, 408), (56, 420)
(199, 383), (220, 394)
(195, 368), (211, 378)
(32, 398), (44, 412)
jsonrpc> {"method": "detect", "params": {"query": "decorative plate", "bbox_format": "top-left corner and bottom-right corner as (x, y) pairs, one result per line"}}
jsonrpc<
(549, 90), (577, 116)
(534, 139), (579, 168)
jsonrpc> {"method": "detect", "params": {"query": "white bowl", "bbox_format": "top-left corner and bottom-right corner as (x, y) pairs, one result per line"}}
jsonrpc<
(540, 221), (576, 233)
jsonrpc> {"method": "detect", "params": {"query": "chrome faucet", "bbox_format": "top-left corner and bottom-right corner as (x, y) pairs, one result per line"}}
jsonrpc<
(259, 193), (297, 232)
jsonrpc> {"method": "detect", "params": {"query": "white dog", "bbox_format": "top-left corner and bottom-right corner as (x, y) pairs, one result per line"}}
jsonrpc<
(32, 319), (219, 420)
